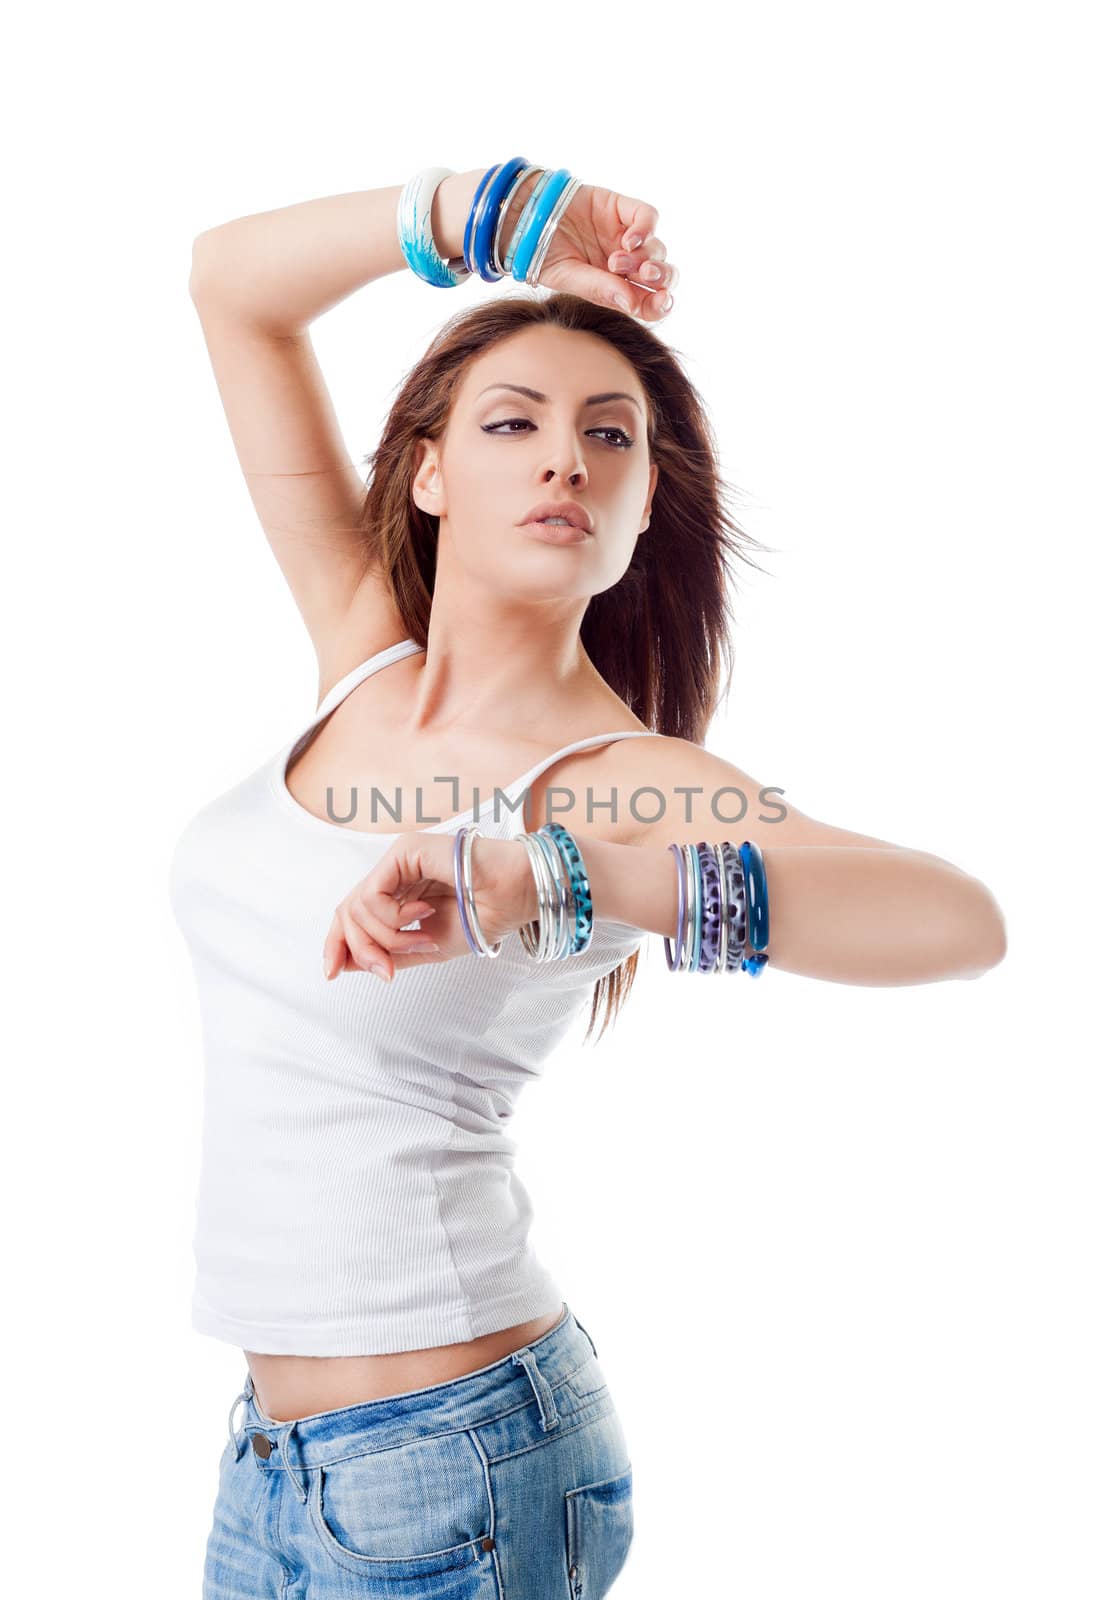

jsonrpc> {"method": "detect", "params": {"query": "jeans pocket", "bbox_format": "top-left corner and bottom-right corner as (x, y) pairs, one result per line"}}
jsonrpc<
(565, 1464), (634, 1598)
(307, 1430), (496, 1583)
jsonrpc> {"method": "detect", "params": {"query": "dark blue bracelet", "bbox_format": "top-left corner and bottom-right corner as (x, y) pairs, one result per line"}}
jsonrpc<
(738, 839), (770, 976)
(466, 156), (530, 281)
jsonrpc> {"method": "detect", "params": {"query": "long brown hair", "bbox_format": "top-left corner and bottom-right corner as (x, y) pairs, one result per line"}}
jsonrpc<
(358, 292), (775, 1043)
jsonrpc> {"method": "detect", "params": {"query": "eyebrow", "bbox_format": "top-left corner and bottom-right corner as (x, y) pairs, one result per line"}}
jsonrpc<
(476, 382), (642, 415)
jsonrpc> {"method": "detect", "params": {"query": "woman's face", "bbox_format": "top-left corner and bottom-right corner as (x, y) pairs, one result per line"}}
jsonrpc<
(413, 324), (658, 604)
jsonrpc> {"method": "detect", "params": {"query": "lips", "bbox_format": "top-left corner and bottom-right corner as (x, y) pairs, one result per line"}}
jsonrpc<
(519, 501), (593, 533)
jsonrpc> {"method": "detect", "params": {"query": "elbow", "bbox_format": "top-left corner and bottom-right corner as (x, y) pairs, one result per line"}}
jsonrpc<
(189, 228), (229, 302)
(955, 887), (1008, 979)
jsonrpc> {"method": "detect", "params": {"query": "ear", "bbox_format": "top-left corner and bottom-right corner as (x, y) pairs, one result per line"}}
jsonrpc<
(639, 461), (659, 534)
(411, 439), (445, 517)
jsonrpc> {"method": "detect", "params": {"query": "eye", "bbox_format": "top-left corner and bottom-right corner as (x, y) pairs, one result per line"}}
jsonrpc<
(482, 418), (634, 449)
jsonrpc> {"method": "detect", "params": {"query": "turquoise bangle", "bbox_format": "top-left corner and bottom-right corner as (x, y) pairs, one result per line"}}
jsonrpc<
(510, 167), (572, 283)
(540, 823), (594, 956)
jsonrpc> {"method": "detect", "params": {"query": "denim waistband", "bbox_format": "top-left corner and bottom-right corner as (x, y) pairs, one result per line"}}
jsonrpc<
(224, 1303), (601, 1505)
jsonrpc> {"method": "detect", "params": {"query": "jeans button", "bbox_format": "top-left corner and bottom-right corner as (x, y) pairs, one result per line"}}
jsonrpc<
(251, 1433), (273, 1458)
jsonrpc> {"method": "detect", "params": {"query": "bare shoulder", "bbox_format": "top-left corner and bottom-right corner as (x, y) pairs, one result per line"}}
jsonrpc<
(311, 574), (421, 708)
(613, 734), (910, 854)
(596, 733), (776, 846)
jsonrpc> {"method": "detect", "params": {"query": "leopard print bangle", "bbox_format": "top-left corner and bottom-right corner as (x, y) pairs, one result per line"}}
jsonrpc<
(695, 841), (724, 972)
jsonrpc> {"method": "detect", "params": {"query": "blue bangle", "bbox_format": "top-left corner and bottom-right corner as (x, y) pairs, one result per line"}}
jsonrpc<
(738, 839), (770, 976)
(510, 167), (572, 283)
(540, 823), (594, 955)
(396, 167), (472, 289)
(466, 156), (530, 282)
(502, 168), (557, 279)
(462, 165), (498, 278)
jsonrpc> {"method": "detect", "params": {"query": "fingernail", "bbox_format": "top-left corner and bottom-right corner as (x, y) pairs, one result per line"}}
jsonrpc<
(369, 963), (391, 982)
(627, 234), (642, 250)
(615, 293), (632, 313)
(410, 941), (440, 953)
(662, 294), (674, 312)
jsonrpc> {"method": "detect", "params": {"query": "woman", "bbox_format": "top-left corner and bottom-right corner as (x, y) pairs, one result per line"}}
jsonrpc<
(170, 161), (1006, 1598)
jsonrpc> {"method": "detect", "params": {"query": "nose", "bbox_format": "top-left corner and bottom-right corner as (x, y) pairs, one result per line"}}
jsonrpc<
(542, 437), (587, 485)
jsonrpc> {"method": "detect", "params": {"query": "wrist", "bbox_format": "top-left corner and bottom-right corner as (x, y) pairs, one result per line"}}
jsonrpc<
(477, 837), (539, 942)
(432, 166), (543, 265)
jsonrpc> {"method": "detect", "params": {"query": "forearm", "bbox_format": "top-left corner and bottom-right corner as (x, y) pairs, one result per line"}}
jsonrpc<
(188, 168), (542, 334)
(570, 838), (1007, 987)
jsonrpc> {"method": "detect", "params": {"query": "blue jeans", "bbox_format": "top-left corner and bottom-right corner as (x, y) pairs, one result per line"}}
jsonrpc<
(204, 1303), (634, 1598)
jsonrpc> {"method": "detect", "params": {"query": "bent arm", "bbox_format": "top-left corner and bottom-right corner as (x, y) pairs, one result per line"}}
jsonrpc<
(542, 837), (1008, 988)
(189, 168), (539, 335)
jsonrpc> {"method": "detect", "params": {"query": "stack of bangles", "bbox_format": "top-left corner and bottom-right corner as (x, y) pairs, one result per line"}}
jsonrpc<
(396, 157), (582, 288)
(453, 823), (770, 977)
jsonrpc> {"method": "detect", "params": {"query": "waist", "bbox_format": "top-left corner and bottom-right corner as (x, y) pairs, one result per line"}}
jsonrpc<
(245, 1304), (568, 1423)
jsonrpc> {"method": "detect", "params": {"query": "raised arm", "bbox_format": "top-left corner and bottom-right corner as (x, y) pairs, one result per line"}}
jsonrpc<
(187, 170), (540, 702)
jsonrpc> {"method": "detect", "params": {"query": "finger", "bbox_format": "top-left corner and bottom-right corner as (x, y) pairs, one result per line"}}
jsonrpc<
(356, 883), (441, 941)
(559, 260), (671, 320)
(323, 927), (352, 982)
(618, 203), (660, 256)
(609, 238), (668, 273)
(638, 279), (675, 322)
(338, 908), (396, 980)
(609, 243), (676, 293)
(346, 899), (441, 960)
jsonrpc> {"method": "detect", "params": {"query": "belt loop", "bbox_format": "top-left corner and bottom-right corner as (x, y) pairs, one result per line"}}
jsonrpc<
(511, 1347), (560, 1433)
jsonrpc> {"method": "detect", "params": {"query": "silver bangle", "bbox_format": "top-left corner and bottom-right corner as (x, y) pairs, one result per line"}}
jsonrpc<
(536, 829), (575, 960)
(517, 830), (575, 960)
(493, 164), (544, 279)
(517, 831), (556, 960)
(525, 175), (583, 286)
(681, 843), (699, 973)
(460, 825), (502, 957)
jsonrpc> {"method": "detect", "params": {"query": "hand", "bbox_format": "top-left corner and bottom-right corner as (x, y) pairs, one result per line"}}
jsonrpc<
(533, 182), (678, 323)
(322, 831), (537, 983)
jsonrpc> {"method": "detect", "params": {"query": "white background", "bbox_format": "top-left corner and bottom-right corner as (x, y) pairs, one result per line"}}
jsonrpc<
(4, 2), (1101, 1595)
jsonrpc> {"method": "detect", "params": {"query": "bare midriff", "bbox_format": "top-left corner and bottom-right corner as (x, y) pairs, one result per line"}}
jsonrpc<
(245, 1304), (567, 1424)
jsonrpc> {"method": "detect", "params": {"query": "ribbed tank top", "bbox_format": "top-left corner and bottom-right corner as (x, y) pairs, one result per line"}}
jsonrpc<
(168, 637), (662, 1356)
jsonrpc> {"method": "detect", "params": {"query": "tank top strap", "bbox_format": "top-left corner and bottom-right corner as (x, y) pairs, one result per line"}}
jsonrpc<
(311, 638), (425, 727)
(282, 638), (425, 773)
(505, 728), (664, 834)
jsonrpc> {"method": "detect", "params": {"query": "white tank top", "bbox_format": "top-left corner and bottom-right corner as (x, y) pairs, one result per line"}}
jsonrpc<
(168, 637), (662, 1356)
